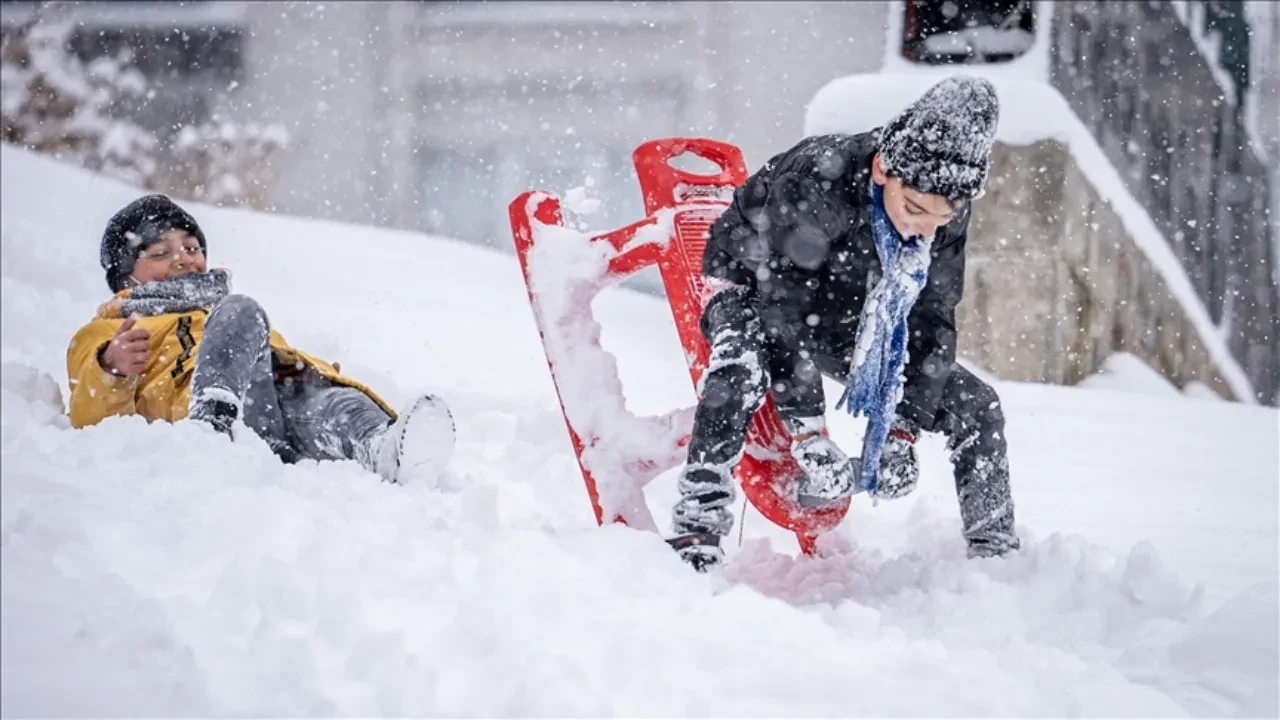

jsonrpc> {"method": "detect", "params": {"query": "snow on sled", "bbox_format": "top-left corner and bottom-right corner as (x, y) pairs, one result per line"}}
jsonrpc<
(508, 138), (851, 555)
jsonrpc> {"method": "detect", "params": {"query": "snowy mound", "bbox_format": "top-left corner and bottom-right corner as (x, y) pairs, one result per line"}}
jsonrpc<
(1077, 352), (1229, 401)
(2, 146), (1277, 716)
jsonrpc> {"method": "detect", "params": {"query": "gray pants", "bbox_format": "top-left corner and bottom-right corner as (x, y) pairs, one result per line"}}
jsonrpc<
(676, 286), (1020, 556)
(189, 294), (392, 467)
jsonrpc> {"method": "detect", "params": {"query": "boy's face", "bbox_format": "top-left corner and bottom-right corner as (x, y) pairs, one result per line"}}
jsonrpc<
(871, 153), (956, 240)
(130, 229), (207, 286)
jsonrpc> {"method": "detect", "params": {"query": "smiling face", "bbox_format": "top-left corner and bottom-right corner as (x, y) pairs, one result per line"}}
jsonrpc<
(129, 229), (207, 286)
(871, 152), (957, 239)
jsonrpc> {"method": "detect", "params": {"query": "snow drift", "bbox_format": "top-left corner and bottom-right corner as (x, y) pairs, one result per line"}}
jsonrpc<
(1, 145), (1277, 717)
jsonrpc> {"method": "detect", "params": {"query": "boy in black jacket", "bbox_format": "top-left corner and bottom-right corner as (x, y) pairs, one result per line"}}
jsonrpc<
(669, 75), (1020, 571)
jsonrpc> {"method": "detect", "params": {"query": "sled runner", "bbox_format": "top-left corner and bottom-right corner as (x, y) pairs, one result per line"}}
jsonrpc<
(508, 138), (851, 555)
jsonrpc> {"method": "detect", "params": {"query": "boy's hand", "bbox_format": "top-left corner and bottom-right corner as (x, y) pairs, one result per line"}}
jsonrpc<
(100, 315), (151, 376)
(875, 421), (920, 499)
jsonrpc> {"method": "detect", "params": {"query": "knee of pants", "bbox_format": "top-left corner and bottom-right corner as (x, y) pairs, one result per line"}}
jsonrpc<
(211, 294), (269, 327)
(700, 361), (768, 412)
(701, 290), (763, 358)
(967, 378), (1006, 436)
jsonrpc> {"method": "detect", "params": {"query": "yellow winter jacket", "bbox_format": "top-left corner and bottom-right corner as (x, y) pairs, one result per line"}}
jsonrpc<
(66, 292), (396, 430)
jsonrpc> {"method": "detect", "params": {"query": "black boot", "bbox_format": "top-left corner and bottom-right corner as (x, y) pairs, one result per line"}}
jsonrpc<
(967, 538), (1018, 559)
(666, 532), (724, 572)
(189, 396), (237, 436)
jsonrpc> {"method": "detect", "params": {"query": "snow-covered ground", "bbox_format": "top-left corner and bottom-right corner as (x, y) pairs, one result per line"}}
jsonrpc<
(2, 146), (1277, 717)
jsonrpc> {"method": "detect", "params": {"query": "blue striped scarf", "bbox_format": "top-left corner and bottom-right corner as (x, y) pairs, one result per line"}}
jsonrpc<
(835, 184), (933, 494)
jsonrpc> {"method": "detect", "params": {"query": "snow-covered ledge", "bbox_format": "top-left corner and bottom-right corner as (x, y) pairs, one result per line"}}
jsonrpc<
(804, 72), (1256, 403)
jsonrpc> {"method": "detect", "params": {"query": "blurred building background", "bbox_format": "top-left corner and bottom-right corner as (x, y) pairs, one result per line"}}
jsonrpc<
(2, 0), (892, 243)
(1, 0), (1276, 402)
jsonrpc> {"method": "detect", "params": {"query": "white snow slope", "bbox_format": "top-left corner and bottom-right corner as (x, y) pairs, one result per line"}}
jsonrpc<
(2, 145), (1277, 717)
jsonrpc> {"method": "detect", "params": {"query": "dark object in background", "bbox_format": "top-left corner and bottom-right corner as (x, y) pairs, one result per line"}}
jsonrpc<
(902, 0), (1037, 64)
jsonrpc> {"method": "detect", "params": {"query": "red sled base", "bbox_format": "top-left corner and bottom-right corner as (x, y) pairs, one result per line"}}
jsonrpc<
(508, 137), (851, 556)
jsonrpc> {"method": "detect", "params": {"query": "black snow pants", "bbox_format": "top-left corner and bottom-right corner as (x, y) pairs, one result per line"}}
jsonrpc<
(188, 294), (393, 466)
(672, 285), (1019, 555)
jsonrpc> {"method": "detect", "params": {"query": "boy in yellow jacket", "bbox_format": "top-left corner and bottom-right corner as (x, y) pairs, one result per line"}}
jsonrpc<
(67, 194), (456, 484)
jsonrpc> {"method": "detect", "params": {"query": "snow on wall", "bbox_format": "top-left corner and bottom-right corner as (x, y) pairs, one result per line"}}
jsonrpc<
(1170, 0), (1272, 162)
(1169, 2), (1244, 101)
(804, 71), (1257, 403)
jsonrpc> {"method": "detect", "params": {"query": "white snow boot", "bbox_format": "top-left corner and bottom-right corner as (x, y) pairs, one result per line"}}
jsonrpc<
(374, 393), (456, 485)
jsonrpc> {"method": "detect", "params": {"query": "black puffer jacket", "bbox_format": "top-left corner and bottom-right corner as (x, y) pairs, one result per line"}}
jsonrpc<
(703, 130), (970, 430)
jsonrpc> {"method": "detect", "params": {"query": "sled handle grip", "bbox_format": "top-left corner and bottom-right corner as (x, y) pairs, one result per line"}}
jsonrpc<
(632, 138), (749, 215)
(633, 137), (745, 185)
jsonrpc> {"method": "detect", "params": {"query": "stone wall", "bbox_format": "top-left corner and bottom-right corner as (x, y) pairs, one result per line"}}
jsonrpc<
(1047, 0), (1278, 403)
(959, 140), (1239, 400)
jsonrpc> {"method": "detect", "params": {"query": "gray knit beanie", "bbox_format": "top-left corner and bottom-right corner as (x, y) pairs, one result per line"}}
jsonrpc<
(877, 75), (1000, 202)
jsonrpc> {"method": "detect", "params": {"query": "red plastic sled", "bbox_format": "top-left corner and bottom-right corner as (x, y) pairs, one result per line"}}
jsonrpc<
(508, 138), (851, 554)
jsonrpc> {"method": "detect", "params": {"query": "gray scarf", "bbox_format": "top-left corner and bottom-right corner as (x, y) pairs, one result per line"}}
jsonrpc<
(99, 269), (231, 319)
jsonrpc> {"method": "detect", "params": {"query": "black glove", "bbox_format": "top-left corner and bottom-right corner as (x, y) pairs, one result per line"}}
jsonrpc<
(875, 417), (920, 499)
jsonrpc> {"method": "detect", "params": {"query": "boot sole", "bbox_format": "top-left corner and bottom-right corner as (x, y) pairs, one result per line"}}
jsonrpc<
(389, 394), (456, 485)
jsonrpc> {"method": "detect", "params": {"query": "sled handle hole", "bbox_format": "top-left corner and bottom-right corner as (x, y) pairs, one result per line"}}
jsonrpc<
(666, 150), (724, 178)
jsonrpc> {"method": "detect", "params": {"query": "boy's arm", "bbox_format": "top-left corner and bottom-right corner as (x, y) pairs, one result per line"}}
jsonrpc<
(706, 160), (845, 421)
(898, 208), (968, 430)
(66, 320), (138, 429)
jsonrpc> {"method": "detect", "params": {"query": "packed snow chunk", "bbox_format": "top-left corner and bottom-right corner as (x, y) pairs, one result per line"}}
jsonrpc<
(563, 184), (602, 216)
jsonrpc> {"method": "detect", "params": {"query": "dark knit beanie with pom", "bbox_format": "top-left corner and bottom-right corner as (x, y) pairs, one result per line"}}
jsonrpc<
(877, 75), (1000, 203)
(100, 194), (207, 292)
